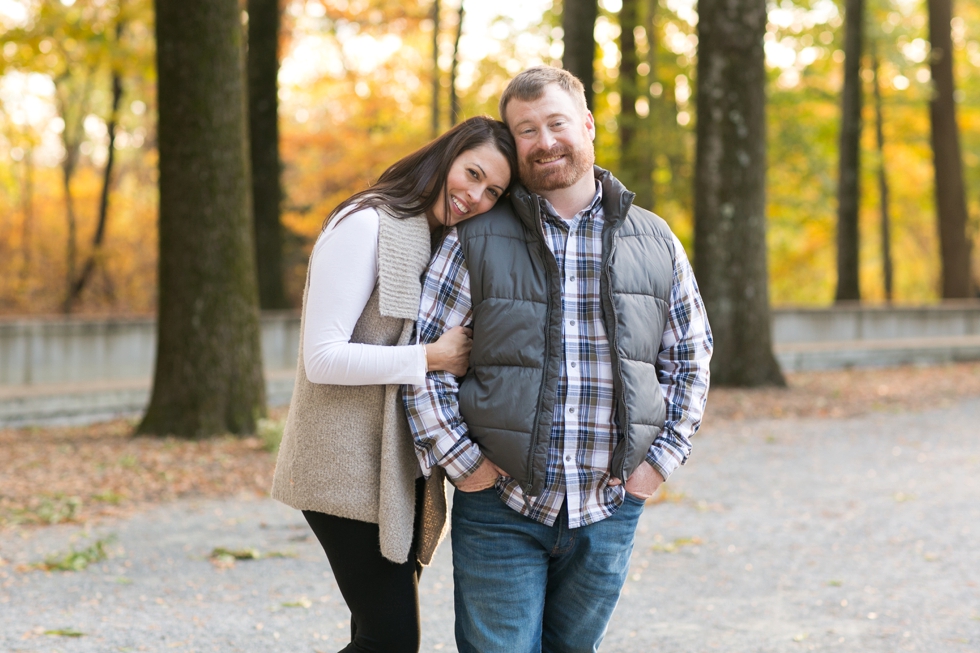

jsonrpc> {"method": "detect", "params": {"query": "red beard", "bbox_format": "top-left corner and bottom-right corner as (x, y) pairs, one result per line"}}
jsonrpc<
(519, 144), (595, 193)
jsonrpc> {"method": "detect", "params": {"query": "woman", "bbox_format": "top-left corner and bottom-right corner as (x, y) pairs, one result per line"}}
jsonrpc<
(271, 116), (517, 653)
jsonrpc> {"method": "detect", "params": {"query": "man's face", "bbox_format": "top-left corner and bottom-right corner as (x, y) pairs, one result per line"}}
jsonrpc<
(504, 84), (596, 194)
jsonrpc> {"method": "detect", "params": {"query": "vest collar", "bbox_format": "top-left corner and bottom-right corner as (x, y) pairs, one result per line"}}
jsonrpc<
(376, 210), (431, 320)
(510, 166), (636, 230)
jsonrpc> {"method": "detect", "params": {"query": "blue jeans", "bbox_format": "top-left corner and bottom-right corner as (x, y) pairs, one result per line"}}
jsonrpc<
(451, 488), (645, 653)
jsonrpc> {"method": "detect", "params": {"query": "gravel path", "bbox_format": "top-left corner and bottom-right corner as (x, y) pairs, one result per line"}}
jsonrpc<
(2, 398), (978, 652)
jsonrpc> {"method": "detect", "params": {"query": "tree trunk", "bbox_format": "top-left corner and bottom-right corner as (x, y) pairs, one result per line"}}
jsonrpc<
(66, 64), (124, 311)
(61, 148), (79, 313)
(645, 0), (658, 211)
(248, 0), (289, 309)
(562, 0), (598, 110)
(618, 0), (652, 209)
(928, 0), (972, 298)
(140, 0), (266, 437)
(449, 1), (464, 125)
(54, 70), (91, 314)
(835, 0), (863, 303)
(431, 0), (441, 138)
(693, 0), (785, 387)
(871, 41), (893, 303)
(19, 147), (34, 285)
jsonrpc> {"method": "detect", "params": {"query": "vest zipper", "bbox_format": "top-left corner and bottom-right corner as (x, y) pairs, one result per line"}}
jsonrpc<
(527, 200), (558, 496)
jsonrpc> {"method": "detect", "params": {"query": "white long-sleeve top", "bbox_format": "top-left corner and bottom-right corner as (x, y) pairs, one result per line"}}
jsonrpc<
(303, 206), (428, 386)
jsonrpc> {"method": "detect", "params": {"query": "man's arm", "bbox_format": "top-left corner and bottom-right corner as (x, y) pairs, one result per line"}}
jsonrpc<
(645, 234), (713, 481)
(403, 230), (488, 484)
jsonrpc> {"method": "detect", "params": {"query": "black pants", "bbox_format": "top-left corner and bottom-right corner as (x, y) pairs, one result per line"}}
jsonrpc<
(303, 479), (424, 653)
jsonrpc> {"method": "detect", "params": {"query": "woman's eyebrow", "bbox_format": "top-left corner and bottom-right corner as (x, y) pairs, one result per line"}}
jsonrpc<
(473, 164), (486, 178)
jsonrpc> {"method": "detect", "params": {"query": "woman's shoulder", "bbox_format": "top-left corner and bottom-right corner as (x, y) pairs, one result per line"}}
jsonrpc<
(326, 204), (383, 233)
(314, 205), (383, 255)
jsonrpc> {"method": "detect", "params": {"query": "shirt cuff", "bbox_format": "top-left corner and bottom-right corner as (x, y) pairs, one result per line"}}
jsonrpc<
(407, 344), (428, 386)
(645, 441), (684, 481)
(437, 436), (485, 482)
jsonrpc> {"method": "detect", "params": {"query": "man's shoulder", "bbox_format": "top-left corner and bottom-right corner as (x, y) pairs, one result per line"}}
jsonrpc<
(622, 204), (676, 244)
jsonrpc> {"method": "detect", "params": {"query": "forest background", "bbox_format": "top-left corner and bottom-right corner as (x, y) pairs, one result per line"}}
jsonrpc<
(0, 0), (978, 316)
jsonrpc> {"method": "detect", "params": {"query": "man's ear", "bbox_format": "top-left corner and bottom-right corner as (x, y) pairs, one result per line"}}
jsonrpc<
(585, 110), (596, 141)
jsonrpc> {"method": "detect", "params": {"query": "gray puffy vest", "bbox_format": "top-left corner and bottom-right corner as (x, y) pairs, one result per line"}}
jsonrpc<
(456, 167), (675, 496)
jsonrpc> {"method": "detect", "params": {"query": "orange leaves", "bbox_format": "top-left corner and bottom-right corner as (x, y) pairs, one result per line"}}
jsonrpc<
(0, 414), (283, 530)
(705, 361), (980, 423)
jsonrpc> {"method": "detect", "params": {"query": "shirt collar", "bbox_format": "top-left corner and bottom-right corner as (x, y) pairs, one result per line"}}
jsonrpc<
(537, 180), (603, 229)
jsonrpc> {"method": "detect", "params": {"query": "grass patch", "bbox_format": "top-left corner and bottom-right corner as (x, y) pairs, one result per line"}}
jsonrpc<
(31, 538), (112, 572)
(14, 494), (82, 525)
(44, 629), (85, 637)
(92, 490), (126, 505)
(208, 546), (296, 568)
(650, 536), (703, 553)
(211, 547), (261, 561)
(257, 418), (286, 453)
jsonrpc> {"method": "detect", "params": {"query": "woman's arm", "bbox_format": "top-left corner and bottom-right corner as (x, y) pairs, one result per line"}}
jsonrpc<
(303, 207), (427, 386)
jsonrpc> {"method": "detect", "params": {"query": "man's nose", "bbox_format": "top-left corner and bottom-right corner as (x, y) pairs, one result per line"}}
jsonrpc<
(536, 129), (557, 151)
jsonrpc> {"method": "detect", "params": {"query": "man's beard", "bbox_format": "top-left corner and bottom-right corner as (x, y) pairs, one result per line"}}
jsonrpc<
(519, 144), (595, 193)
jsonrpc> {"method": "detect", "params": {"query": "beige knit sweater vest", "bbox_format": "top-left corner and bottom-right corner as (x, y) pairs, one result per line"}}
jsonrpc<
(271, 210), (447, 565)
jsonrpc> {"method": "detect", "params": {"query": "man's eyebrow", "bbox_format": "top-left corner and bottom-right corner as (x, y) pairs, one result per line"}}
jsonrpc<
(513, 112), (569, 127)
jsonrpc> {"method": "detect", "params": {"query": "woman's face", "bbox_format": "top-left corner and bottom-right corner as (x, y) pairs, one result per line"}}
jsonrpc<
(429, 143), (512, 228)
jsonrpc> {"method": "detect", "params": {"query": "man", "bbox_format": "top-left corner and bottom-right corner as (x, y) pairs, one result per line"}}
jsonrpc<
(405, 66), (712, 652)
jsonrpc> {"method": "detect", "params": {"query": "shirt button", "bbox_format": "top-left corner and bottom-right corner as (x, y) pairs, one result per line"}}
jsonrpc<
(569, 275), (575, 282)
(565, 455), (572, 462)
(569, 320), (576, 326)
(568, 407), (575, 414)
(570, 362), (577, 368)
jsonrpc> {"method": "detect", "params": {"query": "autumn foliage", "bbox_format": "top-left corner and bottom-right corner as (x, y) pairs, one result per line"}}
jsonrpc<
(0, 0), (978, 316)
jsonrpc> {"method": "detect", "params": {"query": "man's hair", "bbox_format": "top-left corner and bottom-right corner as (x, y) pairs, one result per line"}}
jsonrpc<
(498, 66), (588, 124)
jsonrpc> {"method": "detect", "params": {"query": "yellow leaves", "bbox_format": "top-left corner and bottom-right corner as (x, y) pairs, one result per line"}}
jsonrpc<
(208, 546), (296, 569)
(649, 535), (702, 554)
(280, 597), (313, 608)
(43, 628), (85, 637)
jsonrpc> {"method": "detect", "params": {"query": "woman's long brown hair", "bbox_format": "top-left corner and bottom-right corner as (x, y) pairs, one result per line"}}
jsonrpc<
(324, 116), (517, 229)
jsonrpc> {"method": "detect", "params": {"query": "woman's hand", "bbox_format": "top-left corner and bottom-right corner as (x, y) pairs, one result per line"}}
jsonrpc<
(424, 325), (473, 376)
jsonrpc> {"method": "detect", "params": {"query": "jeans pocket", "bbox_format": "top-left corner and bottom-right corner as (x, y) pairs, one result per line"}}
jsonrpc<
(622, 491), (647, 507)
(456, 486), (497, 495)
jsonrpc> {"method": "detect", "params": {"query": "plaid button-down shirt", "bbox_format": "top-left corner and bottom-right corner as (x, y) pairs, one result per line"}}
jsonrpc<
(404, 183), (712, 528)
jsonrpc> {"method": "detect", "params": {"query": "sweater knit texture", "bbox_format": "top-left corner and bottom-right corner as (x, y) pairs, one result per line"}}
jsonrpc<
(271, 210), (447, 565)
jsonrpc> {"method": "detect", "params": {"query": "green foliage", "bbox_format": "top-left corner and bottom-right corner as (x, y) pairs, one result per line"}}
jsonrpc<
(43, 629), (86, 637)
(5, 493), (82, 526)
(210, 546), (262, 561)
(33, 537), (112, 572)
(256, 417), (286, 453)
(1, 0), (978, 311)
(209, 546), (296, 564)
